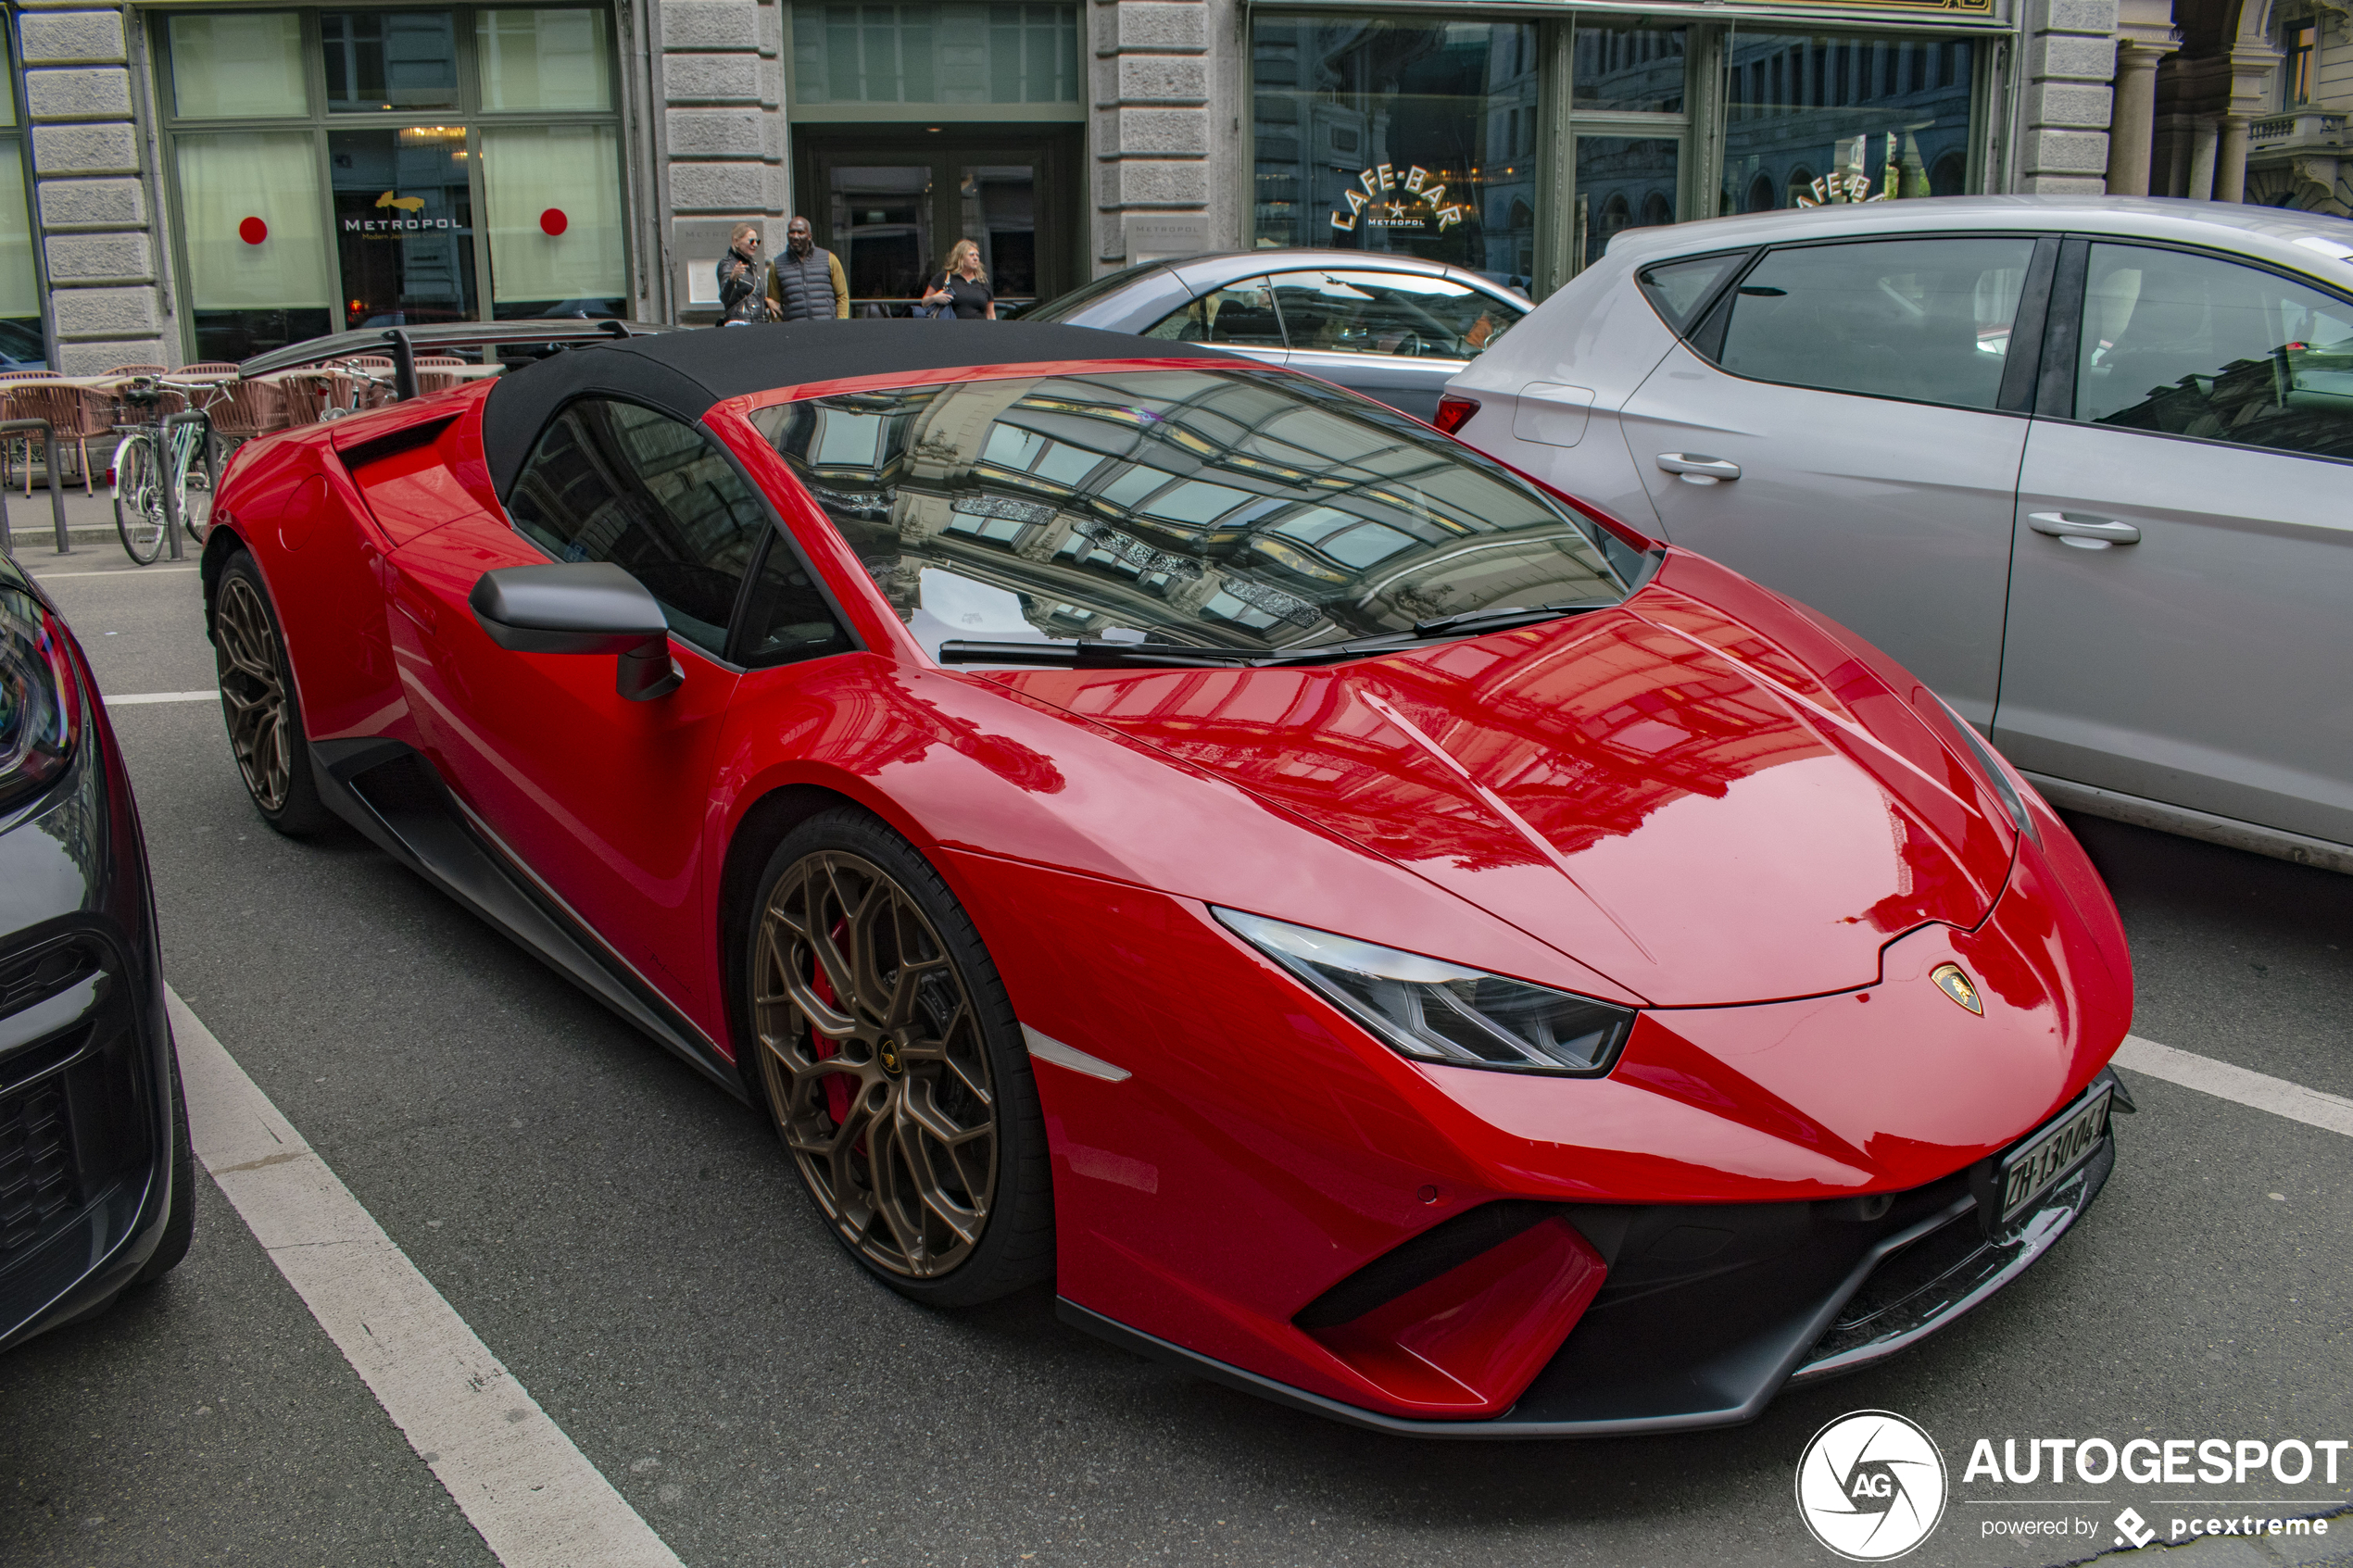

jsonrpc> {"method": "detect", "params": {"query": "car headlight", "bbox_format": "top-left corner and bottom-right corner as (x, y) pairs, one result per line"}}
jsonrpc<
(1934, 697), (2040, 847)
(1214, 908), (1634, 1076)
(1, 583), (82, 817)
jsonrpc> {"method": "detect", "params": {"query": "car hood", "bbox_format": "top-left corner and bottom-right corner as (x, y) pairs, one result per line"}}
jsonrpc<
(986, 561), (2016, 1006)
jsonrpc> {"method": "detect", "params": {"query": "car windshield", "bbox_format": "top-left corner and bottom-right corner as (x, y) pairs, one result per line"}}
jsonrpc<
(750, 367), (1640, 659)
(1020, 261), (1175, 324)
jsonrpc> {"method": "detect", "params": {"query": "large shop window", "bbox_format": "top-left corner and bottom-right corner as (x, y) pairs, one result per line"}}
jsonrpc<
(177, 132), (338, 357)
(1252, 18), (1544, 281)
(791, 3), (1080, 108)
(161, 6), (628, 362)
(1722, 33), (1977, 212)
(1252, 15), (1984, 290)
(1, 29), (41, 369)
(482, 124), (625, 316)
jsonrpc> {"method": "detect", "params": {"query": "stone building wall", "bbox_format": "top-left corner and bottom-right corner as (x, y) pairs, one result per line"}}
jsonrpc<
(657, 0), (789, 313)
(19, 0), (166, 372)
(2019, 0), (2121, 192)
(1089, 0), (1243, 270)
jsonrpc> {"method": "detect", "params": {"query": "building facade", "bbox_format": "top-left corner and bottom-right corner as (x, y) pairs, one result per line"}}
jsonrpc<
(1, 0), (2333, 373)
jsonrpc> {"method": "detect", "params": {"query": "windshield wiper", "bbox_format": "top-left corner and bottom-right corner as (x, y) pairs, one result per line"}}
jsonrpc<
(937, 637), (1430, 671)
(1407, 599), (1617, 638)
(938, 639), (1274, 670)
(938, 603), (1619, 671)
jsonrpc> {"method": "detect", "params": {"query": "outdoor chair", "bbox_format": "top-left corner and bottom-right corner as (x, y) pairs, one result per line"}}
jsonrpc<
(4, 383), (111, 495)
(0, 370), (57, 491)
(206, 376), (291, 446)
(413, 356), (471, 395)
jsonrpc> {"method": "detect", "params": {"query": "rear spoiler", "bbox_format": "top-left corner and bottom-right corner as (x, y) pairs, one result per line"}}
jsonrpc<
(235, 319), (681, 400)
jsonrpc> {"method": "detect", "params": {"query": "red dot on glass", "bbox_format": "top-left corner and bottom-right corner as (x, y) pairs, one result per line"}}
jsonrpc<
(538, 208), (569, 237)
(238, 216), (269, 245)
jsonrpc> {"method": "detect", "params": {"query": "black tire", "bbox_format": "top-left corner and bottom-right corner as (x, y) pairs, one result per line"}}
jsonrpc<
(130, 1036), (195, 1289)
(180, 434), (218, 543)
(743, 806), (1052, 1307)
(211, 549), (334, 835)
(113, 433), (167, 564)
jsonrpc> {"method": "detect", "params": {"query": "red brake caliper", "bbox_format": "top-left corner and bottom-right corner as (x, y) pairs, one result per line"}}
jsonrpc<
(810, 919), (856, 1125)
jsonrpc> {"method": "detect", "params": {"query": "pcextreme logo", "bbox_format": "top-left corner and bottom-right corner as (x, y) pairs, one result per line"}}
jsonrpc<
(1796, 1411), (1949, 1561)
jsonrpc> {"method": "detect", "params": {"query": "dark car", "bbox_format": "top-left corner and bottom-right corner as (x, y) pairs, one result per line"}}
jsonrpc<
(1022, 250), (1529, 421)
(1, 551), (192, 1350)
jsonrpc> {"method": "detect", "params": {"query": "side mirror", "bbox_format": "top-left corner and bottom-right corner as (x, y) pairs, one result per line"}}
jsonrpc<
(468, 563), (684, 702)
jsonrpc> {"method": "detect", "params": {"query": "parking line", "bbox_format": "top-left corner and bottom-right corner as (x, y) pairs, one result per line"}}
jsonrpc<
(104, 690), (218, 706)
(28, 567), (202, 579)
(2117, 1033), (2353, 1139)
(168, 988), (684, 1568)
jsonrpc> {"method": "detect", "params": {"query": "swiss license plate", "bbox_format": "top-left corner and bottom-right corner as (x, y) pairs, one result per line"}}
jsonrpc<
(1996, 1083), (2113, 1226)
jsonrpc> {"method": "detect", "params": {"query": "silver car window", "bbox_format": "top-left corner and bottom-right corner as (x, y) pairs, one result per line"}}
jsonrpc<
(1139, 278), (1284, 348)
(1716, 237), (2034, 411)
(1636, 251), (1749, 335)
(2076, 243), (2353, 462)
(1265, 270), (1520, 360)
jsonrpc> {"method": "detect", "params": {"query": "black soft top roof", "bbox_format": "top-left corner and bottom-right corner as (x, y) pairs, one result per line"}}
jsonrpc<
(481, 320), (1237, 499)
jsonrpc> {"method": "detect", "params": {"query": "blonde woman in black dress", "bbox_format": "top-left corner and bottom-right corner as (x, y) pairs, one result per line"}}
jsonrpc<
(920, 240), (998, 320)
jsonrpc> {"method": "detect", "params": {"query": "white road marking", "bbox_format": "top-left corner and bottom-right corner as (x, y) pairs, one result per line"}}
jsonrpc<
(28, 567), (201, 579)
(170, 989), (685, 1568)
(2117, 1034), (2353, 1139)
(104, 690), (218, 706)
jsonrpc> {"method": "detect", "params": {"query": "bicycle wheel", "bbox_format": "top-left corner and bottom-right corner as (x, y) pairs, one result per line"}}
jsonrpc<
(176, 430), (218, 541)
(112, 433), (167, 564)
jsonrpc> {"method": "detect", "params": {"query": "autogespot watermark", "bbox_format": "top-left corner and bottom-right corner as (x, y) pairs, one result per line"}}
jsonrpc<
(1795, 1415), (2348, 1558)
(1796, 1411), (1949, 1561)
(1962, 1435), (2346, 1549)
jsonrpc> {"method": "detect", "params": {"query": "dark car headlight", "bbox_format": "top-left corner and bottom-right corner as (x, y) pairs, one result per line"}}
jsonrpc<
(1, 583), (82, 816)
(1214, 908), (1634, 1076)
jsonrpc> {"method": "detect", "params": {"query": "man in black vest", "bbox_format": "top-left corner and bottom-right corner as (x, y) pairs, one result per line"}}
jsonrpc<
(766, 217), (849, 320)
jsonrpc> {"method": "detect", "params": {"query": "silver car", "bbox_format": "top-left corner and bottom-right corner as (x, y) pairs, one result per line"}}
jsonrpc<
(1024, 250), (1529, 421)
(1443, 196), (2353, 874)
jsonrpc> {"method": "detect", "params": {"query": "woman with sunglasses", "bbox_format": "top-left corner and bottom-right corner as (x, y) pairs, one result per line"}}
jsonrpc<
(717, 224), (774, 325)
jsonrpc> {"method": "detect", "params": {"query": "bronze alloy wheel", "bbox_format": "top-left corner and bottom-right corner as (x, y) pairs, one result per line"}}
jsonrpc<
(213, 572), (294, 812)
(752, 848), (998, 1278)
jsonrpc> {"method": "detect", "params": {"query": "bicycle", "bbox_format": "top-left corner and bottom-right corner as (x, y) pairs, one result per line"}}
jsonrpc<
(316, 359), (399, 420)
(111, 375), (225, 565)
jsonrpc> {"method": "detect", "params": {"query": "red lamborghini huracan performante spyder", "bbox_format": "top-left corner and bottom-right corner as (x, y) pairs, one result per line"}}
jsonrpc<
(204, 320), (2132, 1436)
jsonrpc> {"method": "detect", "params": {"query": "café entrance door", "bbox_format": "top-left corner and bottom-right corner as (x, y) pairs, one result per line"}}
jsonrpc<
(797, 129), (1081, 313)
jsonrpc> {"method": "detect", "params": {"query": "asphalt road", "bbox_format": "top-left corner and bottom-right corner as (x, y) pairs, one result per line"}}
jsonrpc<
(5, 552), (2348, 1568)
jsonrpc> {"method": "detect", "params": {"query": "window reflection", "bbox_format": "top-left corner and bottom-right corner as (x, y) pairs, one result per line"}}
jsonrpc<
(753, 369), (1634, 659)
(1252, 19), (1541, 284)
(1573, 20), (1686, 113)
(321, 11), (460, 113)
(1721, 33), (1974, 213)
(2077, 243), (2353, 459)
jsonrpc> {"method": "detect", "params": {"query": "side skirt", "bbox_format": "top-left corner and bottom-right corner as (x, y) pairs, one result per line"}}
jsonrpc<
(309, 738), (746, 1102)
(2025, 771), (2353, 878)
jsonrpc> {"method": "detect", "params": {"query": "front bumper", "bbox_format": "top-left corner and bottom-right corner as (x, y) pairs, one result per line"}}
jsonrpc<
(1063, 1125), (2113, 1438)
(0, 650), (181, 1354)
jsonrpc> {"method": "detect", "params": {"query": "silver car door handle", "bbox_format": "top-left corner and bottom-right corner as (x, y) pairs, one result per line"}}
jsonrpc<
(2028, 511), (2142, 546)
(1657, 453), (1741, 482)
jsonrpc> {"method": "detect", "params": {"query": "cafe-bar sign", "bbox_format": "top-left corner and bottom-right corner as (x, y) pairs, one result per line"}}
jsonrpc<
(1332, 164), (1465, 232)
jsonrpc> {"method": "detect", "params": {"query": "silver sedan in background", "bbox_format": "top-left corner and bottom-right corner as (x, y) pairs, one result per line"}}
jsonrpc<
(1441, 196), (2353, 875)
(1023, 250), (1529, 420)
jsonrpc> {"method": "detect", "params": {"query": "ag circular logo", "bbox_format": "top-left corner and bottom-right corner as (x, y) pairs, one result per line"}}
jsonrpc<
(1795, 1410), (1947, 1561)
